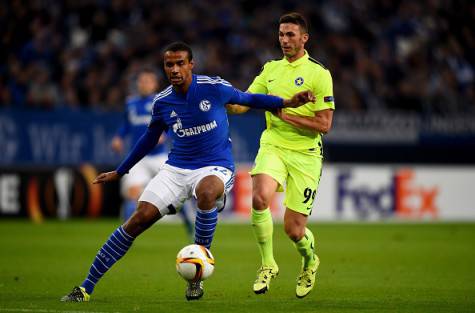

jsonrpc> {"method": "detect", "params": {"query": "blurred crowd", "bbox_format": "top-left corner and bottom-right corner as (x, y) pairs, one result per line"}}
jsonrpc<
(0, 0), (474, 114)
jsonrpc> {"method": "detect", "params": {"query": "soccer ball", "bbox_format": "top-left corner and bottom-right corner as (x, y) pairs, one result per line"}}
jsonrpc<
(176, 244), (215, 282)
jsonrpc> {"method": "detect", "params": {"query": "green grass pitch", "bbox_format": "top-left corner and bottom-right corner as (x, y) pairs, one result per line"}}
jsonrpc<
(1, 220), (474, 313)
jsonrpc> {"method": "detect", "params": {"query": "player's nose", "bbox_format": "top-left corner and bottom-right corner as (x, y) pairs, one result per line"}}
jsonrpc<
(171, 64), (179, 73)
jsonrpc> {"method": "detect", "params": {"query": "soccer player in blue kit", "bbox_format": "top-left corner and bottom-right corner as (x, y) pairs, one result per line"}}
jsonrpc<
(111, 67), (193, 237)
(61, 42), (315, 302)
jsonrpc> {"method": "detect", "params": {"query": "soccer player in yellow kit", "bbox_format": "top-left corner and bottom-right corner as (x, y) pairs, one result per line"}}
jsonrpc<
(228, 12), (335, 298)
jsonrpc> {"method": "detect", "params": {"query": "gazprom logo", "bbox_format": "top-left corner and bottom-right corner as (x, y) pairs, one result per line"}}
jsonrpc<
(199, 99), (211, 112)
(173, 120), (218, 138)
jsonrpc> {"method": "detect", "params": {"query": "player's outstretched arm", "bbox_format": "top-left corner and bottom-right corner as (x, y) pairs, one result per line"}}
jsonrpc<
(93, 171), (120, 184)
(226, 91), (314, 113)
(114, 119), (166, 177)
(228, 89), (315, 111)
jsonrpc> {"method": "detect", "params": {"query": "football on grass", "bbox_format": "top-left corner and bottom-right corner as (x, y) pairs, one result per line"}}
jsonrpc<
(176, 244), (215, 281)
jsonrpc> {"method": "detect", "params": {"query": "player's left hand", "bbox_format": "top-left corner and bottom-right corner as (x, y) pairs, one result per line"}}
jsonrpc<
(283, 90), (315, 108)
(93, 171), (120, 184)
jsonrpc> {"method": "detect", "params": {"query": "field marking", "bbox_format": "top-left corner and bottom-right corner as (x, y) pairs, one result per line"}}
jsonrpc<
(0, 308), (120, 313)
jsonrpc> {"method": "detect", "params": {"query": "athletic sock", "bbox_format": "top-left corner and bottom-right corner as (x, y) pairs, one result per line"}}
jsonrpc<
(251, 208), (276, 267)
(295, 228), (317, 268)
(194, 207), (218, 249)
(81, 226), (135, 294)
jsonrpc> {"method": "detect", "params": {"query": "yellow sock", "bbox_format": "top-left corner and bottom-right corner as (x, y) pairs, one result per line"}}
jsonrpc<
(251, 208), (276, 267)
(295, 228), (317, 268)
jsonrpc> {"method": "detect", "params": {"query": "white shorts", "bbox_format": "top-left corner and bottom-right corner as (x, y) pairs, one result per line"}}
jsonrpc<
(121, 153), (168, 195)
(139, 164), (234, 216)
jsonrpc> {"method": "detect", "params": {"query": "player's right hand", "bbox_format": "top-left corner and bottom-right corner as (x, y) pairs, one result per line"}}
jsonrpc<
(93, 171), (120, 184)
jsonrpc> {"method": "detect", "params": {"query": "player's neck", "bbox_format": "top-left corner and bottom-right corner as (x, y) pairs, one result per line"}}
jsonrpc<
(174, 77), (193, 94)
(286, 49), (306, 63)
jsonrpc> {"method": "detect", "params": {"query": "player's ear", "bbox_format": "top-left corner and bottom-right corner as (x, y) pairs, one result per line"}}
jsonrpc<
(302, 33), (309, 44)
(189, 60), (194, 69)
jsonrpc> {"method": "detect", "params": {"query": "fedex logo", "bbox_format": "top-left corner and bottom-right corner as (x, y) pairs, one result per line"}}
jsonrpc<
(337, 168), (439, 219)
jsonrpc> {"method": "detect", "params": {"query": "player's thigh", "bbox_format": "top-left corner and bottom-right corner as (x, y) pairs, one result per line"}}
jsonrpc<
(250, 144), (287, 191)
(139, 165), (189, 216)
(191, 166), (234, 199)
(195, 175), (224, 199)
(284, 153), (323, 216)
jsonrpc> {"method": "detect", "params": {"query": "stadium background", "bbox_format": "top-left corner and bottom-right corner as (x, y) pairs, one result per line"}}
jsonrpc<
(1, 0), (474, 221)
(0, 1), (475, 312)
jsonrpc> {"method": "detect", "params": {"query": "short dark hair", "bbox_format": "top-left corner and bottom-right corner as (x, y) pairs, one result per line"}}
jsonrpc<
(163, 41), (193, 61)
(279, 12), (308, 33)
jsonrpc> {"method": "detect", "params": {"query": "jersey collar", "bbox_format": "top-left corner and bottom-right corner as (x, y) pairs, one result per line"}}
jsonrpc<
(283, 50), (309, 67)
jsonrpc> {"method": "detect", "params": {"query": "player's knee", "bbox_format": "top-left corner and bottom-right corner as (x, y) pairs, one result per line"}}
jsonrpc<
(252, 192), (270, 210)
(196, 189), (218, 211)
(284, 223), (305, 242)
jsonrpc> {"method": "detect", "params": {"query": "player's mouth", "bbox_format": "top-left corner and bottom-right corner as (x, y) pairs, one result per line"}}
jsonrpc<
(170, 76), (182, 84)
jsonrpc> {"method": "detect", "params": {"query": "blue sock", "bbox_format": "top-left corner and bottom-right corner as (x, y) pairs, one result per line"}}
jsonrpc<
(194, 207), (218, 249)
(81, 226), (135, 294)
(123, 200), (136, 221)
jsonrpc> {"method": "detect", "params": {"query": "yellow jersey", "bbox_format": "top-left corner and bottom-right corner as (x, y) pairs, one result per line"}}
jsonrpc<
(248, 51), (335, 151)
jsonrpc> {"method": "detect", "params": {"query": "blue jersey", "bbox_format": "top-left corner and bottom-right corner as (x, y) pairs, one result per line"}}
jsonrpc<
(117, 94), (166, 156)
(116, 74), (285, 176)
(151, 75), (237, 171)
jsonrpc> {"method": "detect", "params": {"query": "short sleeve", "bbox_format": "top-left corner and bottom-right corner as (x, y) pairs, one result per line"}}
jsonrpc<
(247, 62), (270, 94)
(312, 69), (335, 112)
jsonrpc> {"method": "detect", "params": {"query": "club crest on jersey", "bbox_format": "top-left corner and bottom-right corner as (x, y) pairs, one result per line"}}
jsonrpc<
(295, 77), (304, 86)
(199, 99), (211, 112)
